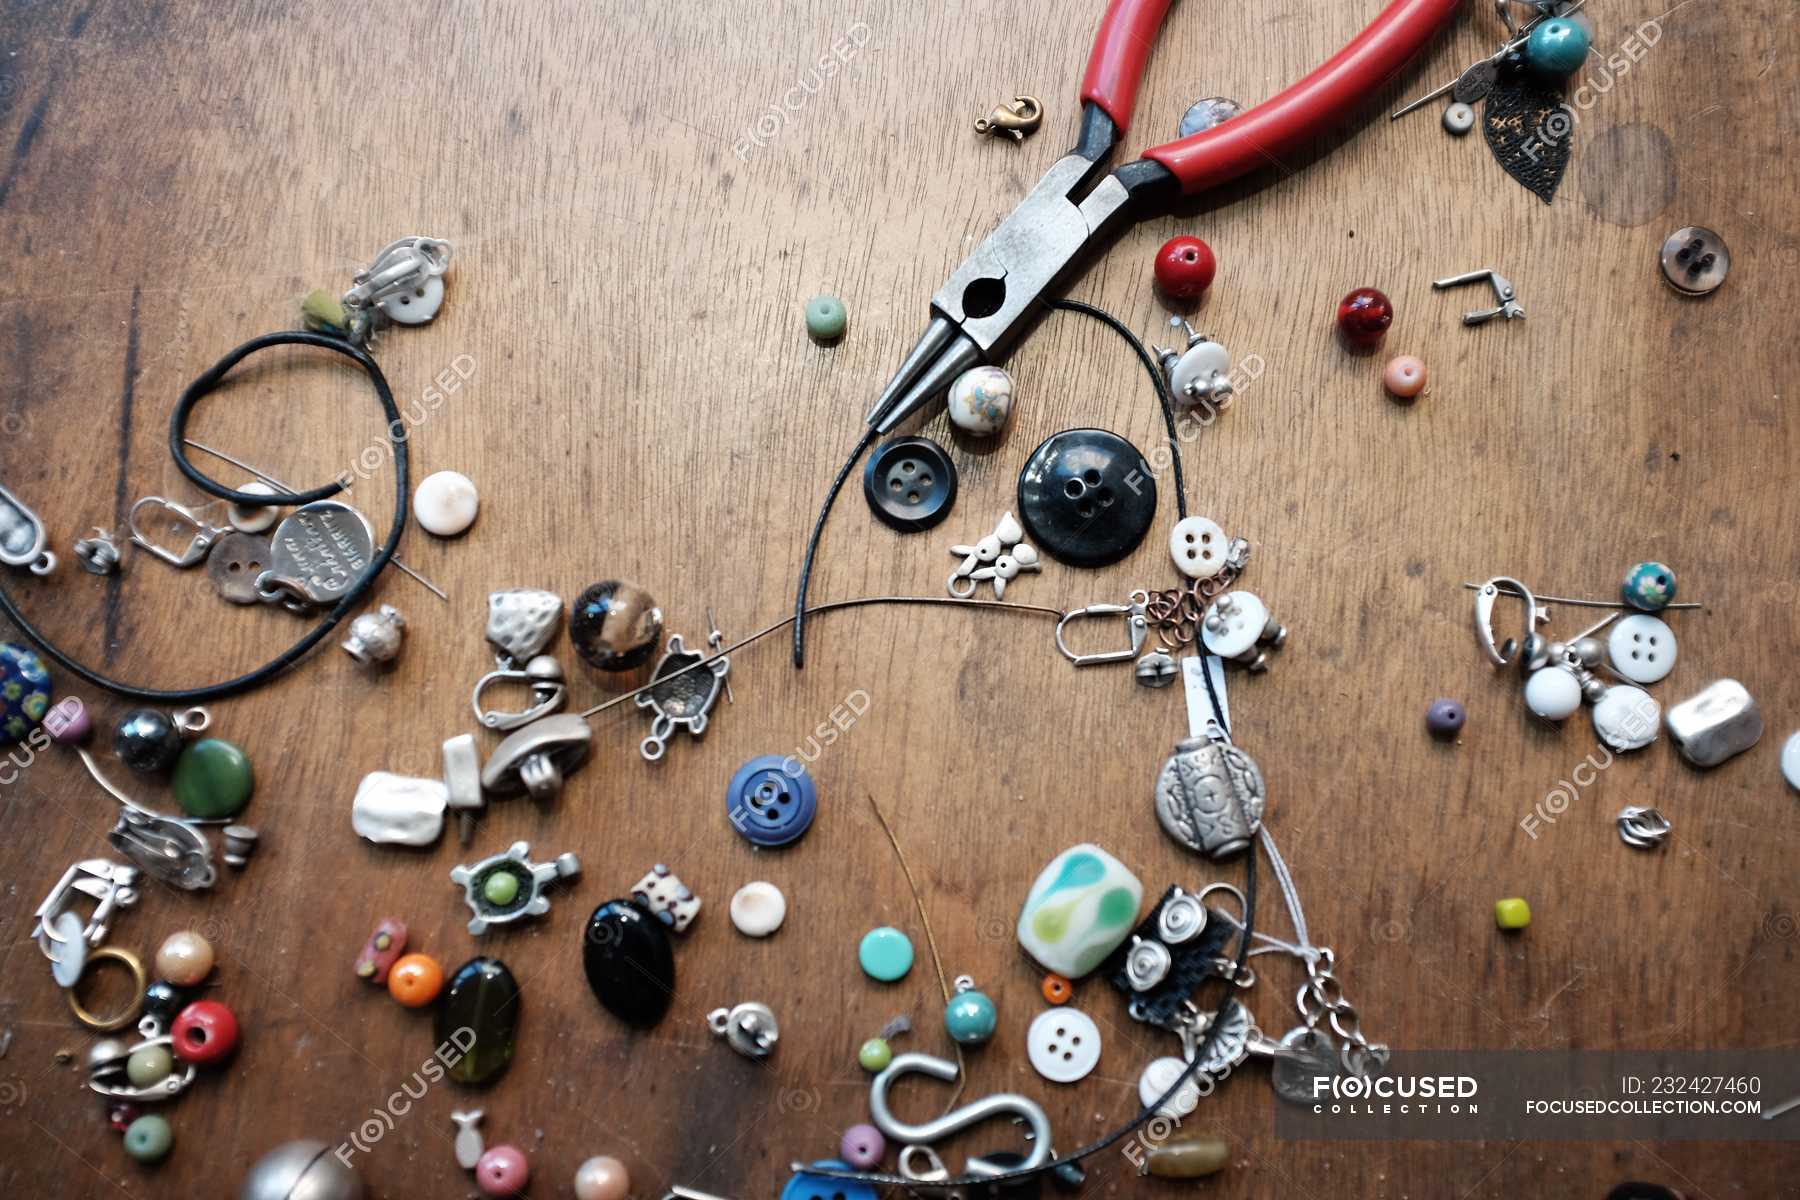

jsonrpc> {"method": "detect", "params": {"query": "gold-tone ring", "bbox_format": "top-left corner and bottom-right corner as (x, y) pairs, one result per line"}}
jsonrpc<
(65, 946), (147, 1032)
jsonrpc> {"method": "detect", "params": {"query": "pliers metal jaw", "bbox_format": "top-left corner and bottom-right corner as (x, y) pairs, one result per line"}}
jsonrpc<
(866, 110), (1168, 435)
(1432, 268), (1526, 325)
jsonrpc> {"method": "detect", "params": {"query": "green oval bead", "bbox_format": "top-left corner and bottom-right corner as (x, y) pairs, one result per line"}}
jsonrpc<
(483, 870), (521, 906)
(126, 1045), (173, 1088)
(857, 1037), (892, 1073)
(805, 294), (847, 340)
(171, 738), (254, 820)
(123, 1114), (173, 1163)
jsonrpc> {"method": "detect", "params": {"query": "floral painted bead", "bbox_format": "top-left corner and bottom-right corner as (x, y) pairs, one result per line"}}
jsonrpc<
(0, 642), (52, 745)
(1621, 561), (1676, 611)
(947, 366), (1015, 436)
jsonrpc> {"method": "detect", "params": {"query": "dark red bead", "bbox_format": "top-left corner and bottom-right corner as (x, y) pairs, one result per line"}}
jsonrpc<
(1153, 236), (1216, 301)
(107, 1102), (141, 1132)
(171, 999), (239, 1065)
(1336, 287), (1393, 349)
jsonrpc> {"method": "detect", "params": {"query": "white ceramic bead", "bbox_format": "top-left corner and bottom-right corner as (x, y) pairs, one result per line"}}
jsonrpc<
(1026, 1007), (1101, 1084)
(947, 366), (1015, 435)
(1442, 101), (1476, 135)
(1524, 666), (1582, 720)
(729, 881), (787, 937)
(414, 470), (480, 537)
(1168, 516), (1228, 579)
(1608, 614), (1676, 684)
(1782, 732), (1800, 791)
(1169, 339), (1229, 403)
(1200, 591), (1268, 659)
(1592, 685), (1659, 751)
(228, 481), (281, 533)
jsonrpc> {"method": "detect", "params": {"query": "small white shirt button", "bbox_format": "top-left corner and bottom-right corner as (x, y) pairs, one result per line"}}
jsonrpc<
(1027, 1007), (1101, 1083)
(1169, 516), (1228, 580)
(1608, 614), (1676, 684)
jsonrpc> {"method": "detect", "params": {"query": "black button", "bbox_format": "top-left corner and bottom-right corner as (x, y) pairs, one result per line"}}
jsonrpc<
(1017, 428), (1156, 567)
(863, 435), (957, 532)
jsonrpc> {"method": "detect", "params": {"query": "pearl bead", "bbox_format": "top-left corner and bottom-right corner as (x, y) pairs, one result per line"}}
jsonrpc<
(573, 1155), (631, 1200)
(1524, 667), (1582, 721)
(475, 1145), (529, 1196)
(729, 881), (787, 937)
(1153, 235), (1216, 301)
(805, 294), (847, 340)
(414, 470), (480, 536)
(1383, 355), (1427, 398)
(1336, 287), (1393, 349)
(155, 930), (214, 986)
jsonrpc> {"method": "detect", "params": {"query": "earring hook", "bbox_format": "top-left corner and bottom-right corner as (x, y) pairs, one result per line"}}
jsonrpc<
(1473, 576), (1546, 666)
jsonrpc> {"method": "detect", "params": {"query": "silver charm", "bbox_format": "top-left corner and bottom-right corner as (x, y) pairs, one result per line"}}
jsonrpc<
(0, 481), (55, 574)
(32, 859), (141, 984)
(1665, 678), (1762, 767)
(480, 713), (592, 803)
(1432, 267), (1525, 325)
(1271, 1026), (1339, 1105)
(204, 531), (274, 604)
(948, 512), (1039, 599)
(1124, 936), (1173, 992)
(342, 604), (407, 666)
(707, 1001), (780, 1059)
(1135, 650), (1179, 688)
(1154, 318), (1234, 408)
(1055, 594), (1151, 666)
(449, 840), (580, 935)
(1472, 576), (1550, 666)
(73, 527), (122, 575)
(1617, 805), (1672, 850)
(128, 496), (224, 568)
(636, 635), (729, 761)
(451, 1110), (485, 1171)
(1156, 890), (1209, 944)
(1154, 732), (1266, 858)
(75, 747), (217, 889)
(472, 589), (567, 731)
(221, 824), (259, 868)
(257, 501), (374, 610)
(88, 1030), (196, 1102)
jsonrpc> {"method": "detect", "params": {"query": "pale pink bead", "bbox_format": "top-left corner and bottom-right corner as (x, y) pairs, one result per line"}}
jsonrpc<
(475, 1144), (529, 1196)
(1383, 355), (1427, 399)
(44, 697), (91, 743)
(574, 1155), (631, 1200)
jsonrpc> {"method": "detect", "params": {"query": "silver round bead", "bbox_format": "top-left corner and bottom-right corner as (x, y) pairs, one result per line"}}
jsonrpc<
(1582, 677), (1608, 704)
(340, 605), (406, 666)
(524, 654), (564, 683)
(1573, 637), (1605, 668)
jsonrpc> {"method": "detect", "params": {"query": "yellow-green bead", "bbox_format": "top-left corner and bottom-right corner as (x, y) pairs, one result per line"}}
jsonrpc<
(1494, 897), (1532, 930)
(858, 1037), (892, 1072)
(126, 1044), (173, 1087)
(300, 288), (349, 334)
(483, 870), (521, 906)
(123, 1114), (173, 1163)
(805, 295), (847, 340)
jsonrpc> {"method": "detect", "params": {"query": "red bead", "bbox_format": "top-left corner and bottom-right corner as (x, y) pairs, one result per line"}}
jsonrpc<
(1336, 287), (1393, 349)
(107, 1102), (141, 1132)
(1153, 236), (1216, 301)
(171, 999), (239, 1065)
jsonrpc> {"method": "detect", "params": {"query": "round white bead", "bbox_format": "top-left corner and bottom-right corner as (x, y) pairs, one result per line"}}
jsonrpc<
(729, 881), (787, 937)
(947, 366), (1015, 435)
(228, 480), (281, 533)
(1592, 685), (1660, 751)
(1168, 516), (1228, 579)
(1782, 732), (1800, 791)
(414, 470), (480, 536)
(1442, 102), (1476, 135)
(1524, 667), (1582, 721)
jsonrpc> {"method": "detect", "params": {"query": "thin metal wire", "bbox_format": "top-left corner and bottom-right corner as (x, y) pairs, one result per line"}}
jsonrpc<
(579, 595), (1066, 720)
(181, 438), (448, 601)
(1460, 580), (1702, 610)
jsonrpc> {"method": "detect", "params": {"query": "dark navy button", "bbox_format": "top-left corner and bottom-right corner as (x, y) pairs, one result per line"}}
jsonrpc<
(781, 1161), (877, 1200)
(726, 755), (817, 847)
(863, 435), (957, 532)
(1017, 428), (1157, 567)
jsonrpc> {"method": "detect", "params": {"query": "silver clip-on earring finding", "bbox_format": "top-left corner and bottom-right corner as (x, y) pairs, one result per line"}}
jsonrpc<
(1056, 593), (1151, 666)
(1472, 576), (1548, 666)
(471, 589), (568, 732)
(1153, 317), (1235, 408)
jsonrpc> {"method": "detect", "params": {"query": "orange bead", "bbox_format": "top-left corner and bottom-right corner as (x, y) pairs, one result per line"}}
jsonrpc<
(1041, 973), (1072, 1005)
(387, 953), (444, 1008)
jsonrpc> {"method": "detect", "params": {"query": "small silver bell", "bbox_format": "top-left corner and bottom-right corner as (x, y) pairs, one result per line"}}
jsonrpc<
(341, 604), (406, 666)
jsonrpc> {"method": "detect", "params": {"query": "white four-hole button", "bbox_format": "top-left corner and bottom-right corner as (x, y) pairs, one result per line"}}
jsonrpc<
(1169, 516), (1228, 580)
(1608, 614), (1677, 684)
(1027, 1007), (1101, 1083)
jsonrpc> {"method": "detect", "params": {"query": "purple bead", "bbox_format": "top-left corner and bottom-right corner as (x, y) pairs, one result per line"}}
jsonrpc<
(1426, 698), (1465, 739)
(475, 1144), (529, 1196)
(839, 1123), (886, 1170)
(44, 697), (91, 744)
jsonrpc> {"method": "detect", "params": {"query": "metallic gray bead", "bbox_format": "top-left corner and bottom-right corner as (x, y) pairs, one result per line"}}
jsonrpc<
(1515, 633), (1550, 676)
(341, 604), (406, 666)
(1581, 677), (1608, 704)
(239, 1140), (364, 1200)
(1573, 637), (1605, 668)
(1135, 650), (1178, 688)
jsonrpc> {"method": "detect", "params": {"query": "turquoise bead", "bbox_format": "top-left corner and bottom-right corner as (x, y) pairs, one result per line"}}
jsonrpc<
(944, 986), (997, 1045)
(858, 926), (913, 982)
(805, 295), (847, 340)
(1525, 18), (1590, 75)
(0, 642), (51, 746)
(1621, 561), (1676, 611)
(123, 1113), (173, 1163)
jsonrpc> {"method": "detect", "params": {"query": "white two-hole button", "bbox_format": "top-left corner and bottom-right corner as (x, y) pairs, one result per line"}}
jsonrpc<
(1608, 614), (1677, 684)
(377, 274), (446, 324)
(1169, 516), (1227, 580)
(1027, 1007), (1100, 1083)
(1201, 591), (1268, 658)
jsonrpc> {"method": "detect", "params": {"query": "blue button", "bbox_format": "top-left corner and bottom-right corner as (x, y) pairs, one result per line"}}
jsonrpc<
(781, 1160), (877, 1200)
(726, 755), (817, 847)
(863, 435), (958, 532)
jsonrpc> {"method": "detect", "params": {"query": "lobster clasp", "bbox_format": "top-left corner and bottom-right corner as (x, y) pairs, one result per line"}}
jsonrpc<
(974, 94), (1043, 141)
(1055, 594), (1150, 666)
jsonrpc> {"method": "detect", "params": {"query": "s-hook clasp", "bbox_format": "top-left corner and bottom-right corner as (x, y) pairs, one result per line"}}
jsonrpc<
(870, 1051), (1052, 1178)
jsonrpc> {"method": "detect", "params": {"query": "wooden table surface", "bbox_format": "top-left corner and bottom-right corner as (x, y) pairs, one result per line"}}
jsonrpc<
(2, 0), (1796, 1196)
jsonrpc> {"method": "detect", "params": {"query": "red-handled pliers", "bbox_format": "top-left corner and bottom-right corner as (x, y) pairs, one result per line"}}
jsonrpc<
(865, 0), (1463, 434)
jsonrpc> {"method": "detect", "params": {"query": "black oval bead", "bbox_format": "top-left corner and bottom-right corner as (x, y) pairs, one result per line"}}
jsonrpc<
(437, 956), (519, 1086)
(114, 709), (184, 774)
(582, 899), (675, 1028)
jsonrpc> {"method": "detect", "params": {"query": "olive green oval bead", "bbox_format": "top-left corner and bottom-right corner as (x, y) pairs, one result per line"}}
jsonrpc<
(483, 870), (520, 906)
(857, 1037), (891, 1073)
(438, 957), (519, 1086)
(123, 1113), (173, 1163)
(126, 1044), (173, 1088)
(172, 738), (254, 820)
(805, 295), (847, 340)
(1143, 1134), (1230, 1179)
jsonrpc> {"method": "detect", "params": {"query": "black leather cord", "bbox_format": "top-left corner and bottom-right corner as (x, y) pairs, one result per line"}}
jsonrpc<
(0, 331), (408, 703)
(791, 424), (878, 667)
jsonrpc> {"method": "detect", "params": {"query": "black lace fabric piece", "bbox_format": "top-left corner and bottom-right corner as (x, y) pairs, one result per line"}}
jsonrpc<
(1104, 886), (1239, 1031)
(1483, 65), (1571, 204)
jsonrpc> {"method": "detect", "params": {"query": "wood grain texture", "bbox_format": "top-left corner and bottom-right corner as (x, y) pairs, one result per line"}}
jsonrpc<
(1, 0), (1797, 1195)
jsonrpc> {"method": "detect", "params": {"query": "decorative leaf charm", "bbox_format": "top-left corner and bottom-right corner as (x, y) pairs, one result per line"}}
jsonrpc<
(1483, 70), (1571, 204)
